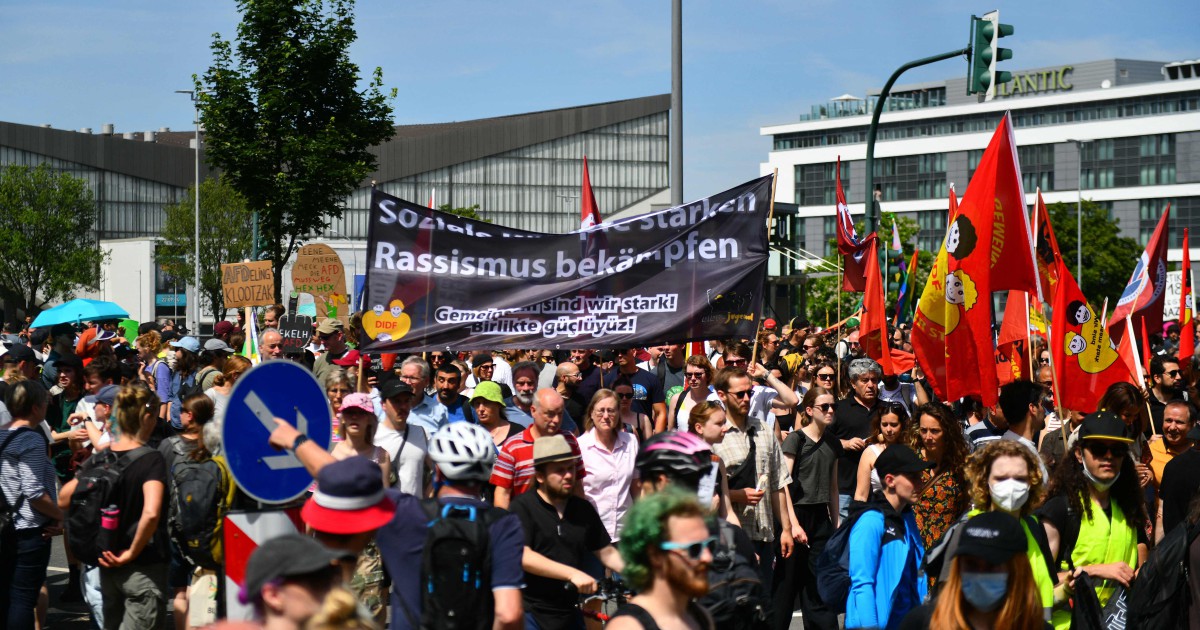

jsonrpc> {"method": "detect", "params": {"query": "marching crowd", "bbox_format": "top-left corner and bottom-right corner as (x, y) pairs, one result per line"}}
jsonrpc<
(4, 311), (1200, 630)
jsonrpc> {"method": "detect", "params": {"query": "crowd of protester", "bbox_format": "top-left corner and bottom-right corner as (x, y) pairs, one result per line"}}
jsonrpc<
(3, 310), (1200, 630)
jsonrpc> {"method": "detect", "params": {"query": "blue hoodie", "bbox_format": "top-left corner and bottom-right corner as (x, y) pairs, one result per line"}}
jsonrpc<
(845, 501), (926, 630)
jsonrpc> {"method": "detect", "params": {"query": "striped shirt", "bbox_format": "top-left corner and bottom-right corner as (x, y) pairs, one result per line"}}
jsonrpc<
(0, 427), (56, 530)
(712, 416), (790, 543)
(490, 428), (586, 497)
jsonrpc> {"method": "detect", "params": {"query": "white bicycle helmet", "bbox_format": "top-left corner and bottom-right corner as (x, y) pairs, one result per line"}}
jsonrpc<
(428, 423), (497, 482)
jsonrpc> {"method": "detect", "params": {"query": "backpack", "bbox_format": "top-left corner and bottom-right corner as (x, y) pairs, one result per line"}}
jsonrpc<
(1126, 517), (1200, 629)
(696, 520), (769, 630)
(67, 446), (154, 565)
(395, 499), (501, 630)
(195, 366), (219, 392)
(815, 502), (879, 613)
(168, 455), (235, 569)
(178, 371), (204, 401)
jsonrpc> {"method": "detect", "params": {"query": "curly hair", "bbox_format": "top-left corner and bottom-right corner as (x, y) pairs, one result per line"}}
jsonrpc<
(1045, 440), (1147, 533)
(618, 486), (710, 591)
(909, 403), (969, 474)
(964, 440), (1045, 517)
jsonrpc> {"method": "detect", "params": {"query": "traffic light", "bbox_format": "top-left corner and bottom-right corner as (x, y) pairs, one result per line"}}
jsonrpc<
(968, 11), (1014, 100)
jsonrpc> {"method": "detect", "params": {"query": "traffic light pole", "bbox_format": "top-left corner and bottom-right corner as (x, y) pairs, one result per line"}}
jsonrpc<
(863, 47), (970, 235)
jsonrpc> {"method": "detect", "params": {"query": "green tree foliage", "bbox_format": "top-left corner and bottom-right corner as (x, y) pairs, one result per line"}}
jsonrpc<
(156, 176), (254, 324)
(437, 203), (489, 223)
(804, 214), (933, 325)
(0, 164), (106, 315)
(199, 0), (395, 302)
(1045, 199), (1140, 311)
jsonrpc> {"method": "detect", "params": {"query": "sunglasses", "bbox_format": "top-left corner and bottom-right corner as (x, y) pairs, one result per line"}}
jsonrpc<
(813, 402), (835, 412)
(816, 372), (835, 380)
(726, 389), (753, 399)
(685, 371), (707, 380)
(659, 536), (718, 561)
(1084, 442), (1129, 459)
(1165, 370), (1182, 377)
(617, 392), (634, 399)
(725, 358), (748, 366)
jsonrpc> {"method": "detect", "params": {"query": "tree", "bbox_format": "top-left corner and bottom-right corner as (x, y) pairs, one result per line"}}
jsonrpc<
(804, 214), (933, 326)
(1046, 199), (1140, 311)
(0, 164), (106, 316)
(199, 0), (396, 302)
(437, 203), (489, 222)
(156, 176), (254, 324)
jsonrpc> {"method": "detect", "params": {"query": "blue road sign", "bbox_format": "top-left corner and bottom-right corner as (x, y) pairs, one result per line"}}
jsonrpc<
(222, 361), (332, 503)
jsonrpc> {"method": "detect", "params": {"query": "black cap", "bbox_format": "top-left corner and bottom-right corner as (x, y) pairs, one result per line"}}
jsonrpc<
(1078, 410), (1135, 444)
(54, 352), (84, 372)
(954, 511), (1027, 565)
(377, 374), (414, 399)
(29, 328), (49, 347)
(874, 444), (934, 479)
(4, 344), (41, 365)
(240, 534), (352, 604)
(471, 354), (494, 369)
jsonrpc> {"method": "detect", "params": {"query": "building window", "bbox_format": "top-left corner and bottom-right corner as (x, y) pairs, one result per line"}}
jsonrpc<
(823, 216), (838, 256)
(795, 162), (848, 207)
(967, 150), (984, 181)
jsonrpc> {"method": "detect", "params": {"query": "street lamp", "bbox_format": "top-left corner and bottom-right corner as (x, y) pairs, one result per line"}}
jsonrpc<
(176, 89), (209, 335)
(1068, 138), (1090, 289)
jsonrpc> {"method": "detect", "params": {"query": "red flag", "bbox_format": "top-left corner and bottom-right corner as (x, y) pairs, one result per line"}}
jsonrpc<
(581, 155), (602, 229)
(998, 290), (1030, 348)
(1118, 318), (1142, 387)
(940, 113), (1038, 406)
(1031, 190), (1062, 302)
(860, 243), (896, 376)
(1141, 318), (1152, 377)
(835, 157), (874, 292)
(1180, 228), (1195, 362)
(1110, 204), (1171, 338)
(1051, 259), (1134, 413)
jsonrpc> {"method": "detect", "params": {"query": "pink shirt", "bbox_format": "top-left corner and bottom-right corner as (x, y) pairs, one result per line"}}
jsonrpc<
(577, 429), (639, 541)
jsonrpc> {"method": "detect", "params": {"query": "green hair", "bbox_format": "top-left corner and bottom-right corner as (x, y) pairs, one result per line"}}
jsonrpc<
(618, 485), (709, 591)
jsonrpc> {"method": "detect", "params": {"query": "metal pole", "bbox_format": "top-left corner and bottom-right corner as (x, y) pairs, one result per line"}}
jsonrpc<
(863, 47), (970, 236)
(670, 0), (683, 206)
(1077, 142), (1084, 290)
(193, 97), (201, 334)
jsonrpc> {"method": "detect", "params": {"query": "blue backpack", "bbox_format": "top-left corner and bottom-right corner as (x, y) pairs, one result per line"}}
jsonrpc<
(814, 502), (880, 613)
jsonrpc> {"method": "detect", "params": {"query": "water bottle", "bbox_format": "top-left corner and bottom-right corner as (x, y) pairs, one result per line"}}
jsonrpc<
(99, 505), (120, 552)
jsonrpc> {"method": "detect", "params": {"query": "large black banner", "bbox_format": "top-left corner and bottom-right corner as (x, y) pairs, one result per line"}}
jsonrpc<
(360, 175), (772, 351)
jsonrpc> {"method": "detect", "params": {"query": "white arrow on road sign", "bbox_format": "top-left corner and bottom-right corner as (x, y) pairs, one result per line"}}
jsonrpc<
(244, 391), (310, 470)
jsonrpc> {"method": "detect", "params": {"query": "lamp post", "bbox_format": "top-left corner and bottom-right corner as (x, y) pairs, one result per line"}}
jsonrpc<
(1068, 138), (1090, 290)
(176, 90), (207, 334)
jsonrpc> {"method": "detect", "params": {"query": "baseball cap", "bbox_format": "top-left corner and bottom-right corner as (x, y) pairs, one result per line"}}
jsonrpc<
(533, 435), (580, 466)
(874, 444), (934, 479)
(846, 317), (860, 329)
(471, 354), (494, 369)
(54, 352), (84, 372)
(332, 349), (361, 367)
(93, 329), (118, 343)
(763, 318), (778, 330)
(316, 319), (344, 335)
(203, 338), (234, 354)
(301, 457), (396, 535)
(169, 336), (201, 353)
(953, 511), (1027, 565)
(4, 344), (41, 365)
(339, 392), (374, 415)
(1078, 410), (1135, 444)
(84, 384), (120, 406)
(240, 535), (353, 604)
(470, 381), (504, 406)
(213, 320), (235, 337)
(377, 374), (414, 400)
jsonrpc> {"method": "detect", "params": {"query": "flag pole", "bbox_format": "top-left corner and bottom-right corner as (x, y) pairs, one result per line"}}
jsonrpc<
(1126, 314), (1157, 436)
(750, 169), (779, 372)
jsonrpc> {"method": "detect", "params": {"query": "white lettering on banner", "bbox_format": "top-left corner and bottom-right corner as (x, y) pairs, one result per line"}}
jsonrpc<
(1165, 270), (1194, 323)
(437, 293), (676, 339)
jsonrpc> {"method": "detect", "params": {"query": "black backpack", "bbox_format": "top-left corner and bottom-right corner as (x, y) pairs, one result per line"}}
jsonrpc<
(67, 446), (154, 565)
(396, 499), (501, 630)
(697, 520), (770, 630)
(815, 502), (880, 613)
(168, 455), (235, 569)
(1126, 517), (1200, 629)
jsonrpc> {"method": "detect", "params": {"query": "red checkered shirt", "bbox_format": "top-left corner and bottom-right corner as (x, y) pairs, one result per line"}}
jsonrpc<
(489, 428), (587, 496)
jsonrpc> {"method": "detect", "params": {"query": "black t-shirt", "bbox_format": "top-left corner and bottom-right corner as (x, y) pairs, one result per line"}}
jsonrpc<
(1161, 449), (1200, 534)
(562, 391), (588, 427)
(107, 446), (170, 565)
(830, 396), (878, 495)
(782, 429), (842, 506)
(576, 362), (603, 405)
(511, 489), (611, 630)
(603, 368), (665, 418)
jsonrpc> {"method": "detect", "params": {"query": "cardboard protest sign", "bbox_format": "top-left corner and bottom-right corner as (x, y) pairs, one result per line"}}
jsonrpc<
(290, 244), (348, 323)
(222, 261), (275, 309)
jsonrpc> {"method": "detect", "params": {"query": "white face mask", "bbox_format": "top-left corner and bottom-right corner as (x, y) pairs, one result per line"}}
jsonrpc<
(1082, 463), (1120, 492)
(989, 478), (1030, 513)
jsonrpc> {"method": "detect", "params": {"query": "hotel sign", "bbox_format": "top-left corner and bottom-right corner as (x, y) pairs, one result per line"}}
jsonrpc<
(997, 66), (1073, 97)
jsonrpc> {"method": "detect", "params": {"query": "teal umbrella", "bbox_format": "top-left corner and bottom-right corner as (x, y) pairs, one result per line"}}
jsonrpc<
(31, 299), (130, 328)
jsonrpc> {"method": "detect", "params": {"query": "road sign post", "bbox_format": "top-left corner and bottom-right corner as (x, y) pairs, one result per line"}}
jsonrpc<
(222, 361), (332, 504)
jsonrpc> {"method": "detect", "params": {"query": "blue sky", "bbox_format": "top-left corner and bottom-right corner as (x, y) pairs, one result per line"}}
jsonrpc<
(1, 0), (1196, 201)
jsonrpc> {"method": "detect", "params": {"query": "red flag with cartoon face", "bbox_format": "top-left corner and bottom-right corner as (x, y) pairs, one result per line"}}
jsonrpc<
(1052, 260), (1134, 412)
(940, 113), (1039, 406)
(1179, 228), (1195, 362)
